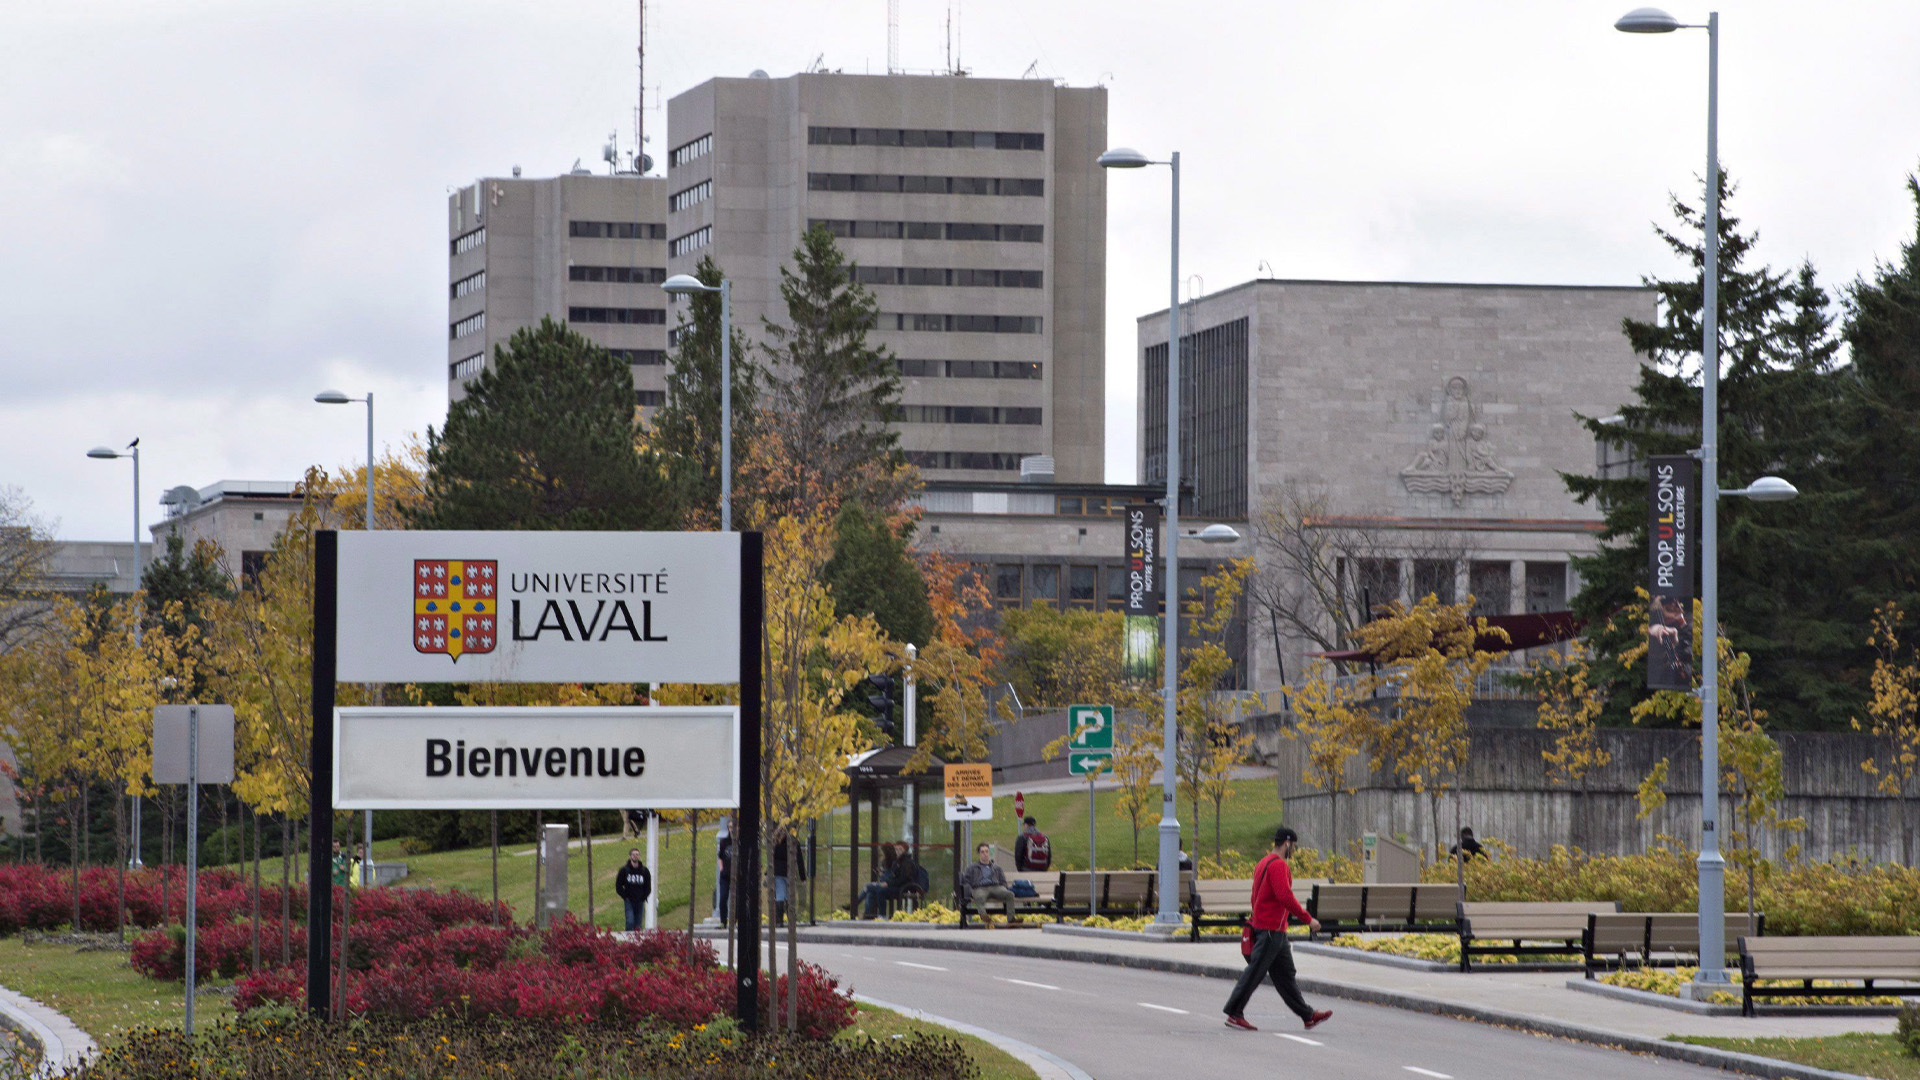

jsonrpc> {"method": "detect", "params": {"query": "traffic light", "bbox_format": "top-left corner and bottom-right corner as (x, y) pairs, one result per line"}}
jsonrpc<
(866, 673), (896, 742)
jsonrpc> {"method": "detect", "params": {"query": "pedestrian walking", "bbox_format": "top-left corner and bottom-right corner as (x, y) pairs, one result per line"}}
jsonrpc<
(1223, 826), (1332, 1032)
(614, 847), (654, 931)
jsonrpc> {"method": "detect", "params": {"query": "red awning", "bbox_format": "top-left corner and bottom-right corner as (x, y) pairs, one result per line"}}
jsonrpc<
(1307, 610), (1583, 663)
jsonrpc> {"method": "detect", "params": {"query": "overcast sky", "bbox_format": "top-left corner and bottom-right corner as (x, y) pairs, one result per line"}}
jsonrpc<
(5, 0), (1917, 542)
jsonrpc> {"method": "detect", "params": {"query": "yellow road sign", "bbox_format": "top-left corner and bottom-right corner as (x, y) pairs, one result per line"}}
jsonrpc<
(944, 763), (993, 798)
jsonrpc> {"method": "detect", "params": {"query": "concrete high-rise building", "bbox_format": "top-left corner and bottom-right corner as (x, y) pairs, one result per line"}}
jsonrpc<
(665, 72), (1107, 483)
(447, 171), (670, 406)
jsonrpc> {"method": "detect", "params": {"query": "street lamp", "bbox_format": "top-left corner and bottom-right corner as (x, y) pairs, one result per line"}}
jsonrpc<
(1617, 7), (1798, 993)
(88, 440), (145, 868)
(315, 389), (376, 886)
(1102, 140), (1189, 929)
(660, 273), (733, 531)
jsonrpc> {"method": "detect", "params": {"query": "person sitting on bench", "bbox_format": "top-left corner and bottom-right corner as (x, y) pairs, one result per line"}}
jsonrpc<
(961, 842), (1019, 927)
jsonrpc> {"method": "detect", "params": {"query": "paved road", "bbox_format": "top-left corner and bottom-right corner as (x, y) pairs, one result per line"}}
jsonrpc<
(797, 942), (1752, 1080)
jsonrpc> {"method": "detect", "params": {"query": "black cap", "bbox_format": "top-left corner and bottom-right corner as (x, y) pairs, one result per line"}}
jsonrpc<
(1023, 816), (1037, 826)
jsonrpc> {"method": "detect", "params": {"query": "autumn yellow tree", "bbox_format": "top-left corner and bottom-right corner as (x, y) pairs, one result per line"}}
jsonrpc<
(0, 596), (89, 906)
(1858, 602), (1920, 865)
(1108, 720), (1162, 866)
(1174, 559), (1256, 859)
(1348, 594), (1509, 857)
(1526, 640), (1612, 847)
(1283, 665), (1374, 853)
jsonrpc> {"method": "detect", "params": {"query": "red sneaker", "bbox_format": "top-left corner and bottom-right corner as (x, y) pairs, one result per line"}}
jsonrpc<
(1223, 1015), (1258, 1032)
(1304, 1010), (1333, 1030)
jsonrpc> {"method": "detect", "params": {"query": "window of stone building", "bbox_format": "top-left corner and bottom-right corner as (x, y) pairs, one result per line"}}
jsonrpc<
(1057, 496), (1082, 515)
(995, 564), (1023, 603)
(1413, 559), (1457, 605)
(240, 550), (268, 589)
(1067, 565), (1097, 606)
(1030, 565), (1059, 605)
(1344, 557), (1401, 614)
(1469, 562), (1512, 618)
(1104, 567), (1129, 609)
(1525, 562), (1568, 613)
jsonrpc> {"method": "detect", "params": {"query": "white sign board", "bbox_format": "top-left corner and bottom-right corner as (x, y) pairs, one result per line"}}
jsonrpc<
(334, 531), (741, 684)
(943, 795), (993, 821)
(153, 705), (236, 784)
(333, 706), (738, 810)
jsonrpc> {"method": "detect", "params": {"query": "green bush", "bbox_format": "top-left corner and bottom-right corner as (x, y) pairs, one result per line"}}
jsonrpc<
(1897, 1002), (1920, 1059)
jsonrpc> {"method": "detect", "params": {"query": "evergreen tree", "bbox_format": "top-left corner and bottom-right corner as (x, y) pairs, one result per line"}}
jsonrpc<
(758, 226), (903, 510)
(1564, 172), (1863, 730)
(822, 502), (933, 646)
(416, 317), (686, 530)
(648, 255), (760, 529)
(142, 532), (233, 637)
(1840, 175), (1920, 617)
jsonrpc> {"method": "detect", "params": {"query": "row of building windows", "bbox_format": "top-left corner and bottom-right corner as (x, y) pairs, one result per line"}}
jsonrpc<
(902, 450), (1028, 471)
(451, 353), (484, 381)
(894, 405), (1043, 426)
(569, 306), (665, 325)
(988, 563), (1215, 623)
(669, 180), (712, 212)
(1056, 495), (1131, 517)
(885, 313), (1043, 334)
(635, 390), (666, 407)
(568, 265), (667, 284)
(853, 266), (1042, 289)
(669, 134), (712, 167)
(808, 127), (1045, 150)
(451, 312), (485, 340)
(670, 226), (712, 257)
(569, 220), (667, 240)
(897, 359), (1041, 380)
(807, 173), (1044, 197)
(451, 228), (485, 255)
(609, 348), (666, 365)
(451, 270), (486, 299)
(810, 218), (1044, 244)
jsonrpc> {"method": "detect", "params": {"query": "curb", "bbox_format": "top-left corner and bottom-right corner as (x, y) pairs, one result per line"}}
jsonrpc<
(0, 983), (96, 1079)
(1564, 978), (1911, 1019)
(853, 994), (1095, 1080)
(777, 930), (1881, 1080)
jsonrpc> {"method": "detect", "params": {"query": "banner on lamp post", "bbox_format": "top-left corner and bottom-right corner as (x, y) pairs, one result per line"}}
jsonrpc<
(1122, 503), (1160, 680)
(1647, 455), (1698, 690)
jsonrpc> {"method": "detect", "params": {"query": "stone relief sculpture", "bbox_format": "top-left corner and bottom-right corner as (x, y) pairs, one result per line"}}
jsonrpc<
(1401, 376), (1514, 505)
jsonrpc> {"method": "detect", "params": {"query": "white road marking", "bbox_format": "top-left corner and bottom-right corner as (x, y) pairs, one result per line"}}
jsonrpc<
(1404, 1068), (1453, 1079)
(1137, 1002), (1189, 1014)
(994, 977), (1061, 990)
(894, 961), (949, 971)
(1277, 1034), (1322, 1046)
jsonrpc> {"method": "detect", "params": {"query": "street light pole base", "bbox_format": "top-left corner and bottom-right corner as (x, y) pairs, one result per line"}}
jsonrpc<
(1140, 920), (1184, 940)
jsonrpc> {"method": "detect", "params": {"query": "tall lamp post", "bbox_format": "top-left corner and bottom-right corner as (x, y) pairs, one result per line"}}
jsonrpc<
(315, 389), (376, 886)
(660, 273), (732, 531)
(1099, 147), (1241, 928)
(1615, 7), (1800, 991)
(87, 440), (144, 868)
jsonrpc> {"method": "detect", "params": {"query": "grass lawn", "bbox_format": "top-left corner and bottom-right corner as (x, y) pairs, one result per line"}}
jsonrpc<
(0, 937), (234, 1039)
(1672, 1034), (1920, 1079)
(844, 1003), (1035, 1080)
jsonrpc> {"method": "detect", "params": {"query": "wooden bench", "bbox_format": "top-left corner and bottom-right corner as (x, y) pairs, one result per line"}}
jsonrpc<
(1457, 901), (1620, 972)
(1738, 936), (1920, 1016)
(1186, 877), (1331, 942)
(1307, 883), (1461, 938)
(1053, 870), (1160, 920)
(1582, 912), (1763, 978)
(957, 871), (1061, 927)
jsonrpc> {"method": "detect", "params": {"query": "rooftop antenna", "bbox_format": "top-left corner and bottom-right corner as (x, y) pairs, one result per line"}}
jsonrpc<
(1021, 59), (1040, 79)
(634, 0), (652, 174)
(887, 0), (900, 73)
(1257, 260), (1274, 278)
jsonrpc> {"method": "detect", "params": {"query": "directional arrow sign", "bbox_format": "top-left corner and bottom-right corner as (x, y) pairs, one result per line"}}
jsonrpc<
(944, 795), (993, 821)
(1068, 704), (1114, 752)
(1067, 752), (1112, 776)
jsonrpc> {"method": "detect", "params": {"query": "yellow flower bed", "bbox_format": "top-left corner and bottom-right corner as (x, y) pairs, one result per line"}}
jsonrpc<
(1322, 933), (1574, 965)
(1598, 966), (1905, 1008)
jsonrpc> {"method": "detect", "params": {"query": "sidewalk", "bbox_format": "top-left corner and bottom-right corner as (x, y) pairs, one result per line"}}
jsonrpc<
(0, 982), (96, 1078)
(753, 922), (1897, 1079)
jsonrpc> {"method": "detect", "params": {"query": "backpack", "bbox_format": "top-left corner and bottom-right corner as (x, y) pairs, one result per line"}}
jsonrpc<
(1025, 831), (1052, 871)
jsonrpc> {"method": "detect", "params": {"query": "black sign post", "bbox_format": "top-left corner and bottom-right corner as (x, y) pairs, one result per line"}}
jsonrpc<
(1647, 456), (1699, 690)
(307, 530), (338, 1017)
(735, 531), (763, 1032)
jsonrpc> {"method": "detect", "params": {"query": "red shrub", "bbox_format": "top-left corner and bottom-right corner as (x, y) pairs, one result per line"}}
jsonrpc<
(390, 922), (527, 970)
(605, 965), (732, 1027)
(757, 962), (861, 1039)
(624, 928), (717, 968)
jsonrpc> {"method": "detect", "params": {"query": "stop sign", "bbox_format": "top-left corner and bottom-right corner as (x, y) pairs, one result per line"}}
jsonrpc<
(1014, 792), (1025, 819)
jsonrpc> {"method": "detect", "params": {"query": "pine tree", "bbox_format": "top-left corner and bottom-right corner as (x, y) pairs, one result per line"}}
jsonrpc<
(822, 502), (933, 647)
(1564, 171), (1863, 730)
(417, 317), (686, 530)
(758, 226), (903, 514)
(648, 255), (760, 528)
(1840, 175), (1920, 617)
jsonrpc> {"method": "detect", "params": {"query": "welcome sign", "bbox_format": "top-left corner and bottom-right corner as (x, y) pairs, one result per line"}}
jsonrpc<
(334, 531), (740, 684)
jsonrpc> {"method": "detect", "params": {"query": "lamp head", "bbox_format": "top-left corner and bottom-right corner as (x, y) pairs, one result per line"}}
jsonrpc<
(1193, 523), (1241, 544)
(1615, 6), (1683, 32)
(1739, 476), (1799, 502)
(1097, 147), (1153, 169)
(661, 273), (714, 295)
(87, 446), (121, 459)
(314, 389), (352, 405)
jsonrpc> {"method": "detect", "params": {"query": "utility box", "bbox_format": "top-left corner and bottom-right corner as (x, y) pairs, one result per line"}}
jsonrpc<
(1361, 832), (1420, 884)
(538, 823), (569, 929)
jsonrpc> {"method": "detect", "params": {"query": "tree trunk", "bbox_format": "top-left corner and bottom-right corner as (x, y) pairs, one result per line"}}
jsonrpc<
(533, 810), (543, 929)
(581, 810), (594, 928)
(69, 791), (81, 930)
(280, 815), (291, 966)
(160, 792), (172, 927)
(250, 803), (261, 975)
(220, 790), (229, 867)
(81, 782), (90, 868)
(490, 811), (500, 927)
(686, 815), (698, 965)
(115, 792), (127, 940)
(335, 878), (352, 1022)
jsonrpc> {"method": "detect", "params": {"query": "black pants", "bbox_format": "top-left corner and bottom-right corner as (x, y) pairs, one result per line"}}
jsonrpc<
(1224, 928), (1314, 1021)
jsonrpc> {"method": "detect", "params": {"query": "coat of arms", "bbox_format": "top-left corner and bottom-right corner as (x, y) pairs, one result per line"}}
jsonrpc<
(413, 560), (498, 660)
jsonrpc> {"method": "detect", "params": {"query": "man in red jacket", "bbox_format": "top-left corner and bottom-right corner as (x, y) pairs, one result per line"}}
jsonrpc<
(1223, 826), (1333, 1032)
